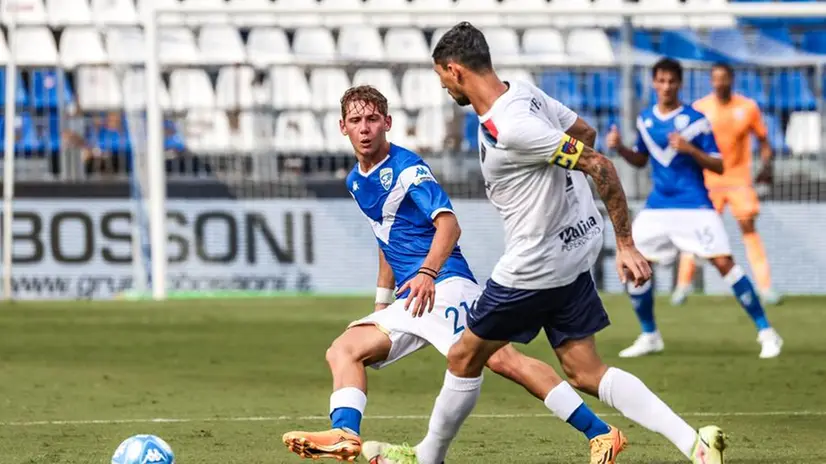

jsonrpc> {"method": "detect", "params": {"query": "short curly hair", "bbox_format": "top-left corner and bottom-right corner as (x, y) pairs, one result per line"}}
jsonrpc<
(340, 85), (389, 120)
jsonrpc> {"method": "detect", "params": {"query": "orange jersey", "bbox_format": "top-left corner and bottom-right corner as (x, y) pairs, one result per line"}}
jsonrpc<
(692, 94), (767, 188)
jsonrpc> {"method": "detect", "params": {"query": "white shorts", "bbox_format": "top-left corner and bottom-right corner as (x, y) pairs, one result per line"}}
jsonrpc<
(632, 209), (732, 265)
(348, 277), (482, 370)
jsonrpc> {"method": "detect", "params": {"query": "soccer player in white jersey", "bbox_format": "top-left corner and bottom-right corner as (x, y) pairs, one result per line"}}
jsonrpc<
(364, 23), (727, 464)
(605, 57), (784, 360)
(282, 85), (628, 462)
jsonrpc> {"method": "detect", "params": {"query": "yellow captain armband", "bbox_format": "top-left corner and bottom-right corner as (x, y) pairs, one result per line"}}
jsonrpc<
(549, 134), (584, 169)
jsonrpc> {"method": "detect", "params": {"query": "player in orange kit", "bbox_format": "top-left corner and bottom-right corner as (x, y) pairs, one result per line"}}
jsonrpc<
(672, 63), (782, 306)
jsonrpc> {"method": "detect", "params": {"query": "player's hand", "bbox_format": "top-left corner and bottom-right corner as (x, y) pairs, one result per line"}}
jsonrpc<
(398, 273), (436, 318)
(615, 242), (652, 287)
(756, 162), (773, 184)
(374, 303), (390, 312)
(668, 133), (691, 153)
(606, 125), (622, 149)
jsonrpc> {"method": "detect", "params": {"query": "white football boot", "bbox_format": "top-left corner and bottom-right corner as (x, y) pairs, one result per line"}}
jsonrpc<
(618, 332), (664, 358)
(757, 327), (783, 359)
(760, 288), (783, 306)
(691, 425), (727, 464)
(670, 284), (692, 306)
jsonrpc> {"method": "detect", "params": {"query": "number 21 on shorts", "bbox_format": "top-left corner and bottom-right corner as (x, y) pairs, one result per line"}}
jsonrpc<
(444, 301), (472, 335)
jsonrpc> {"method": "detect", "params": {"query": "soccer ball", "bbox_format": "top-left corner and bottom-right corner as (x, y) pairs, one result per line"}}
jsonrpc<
(111, 434), (175, 464)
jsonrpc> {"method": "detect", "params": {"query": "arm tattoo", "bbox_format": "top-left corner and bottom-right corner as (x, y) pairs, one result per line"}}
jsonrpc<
(576, 147), (633, 240)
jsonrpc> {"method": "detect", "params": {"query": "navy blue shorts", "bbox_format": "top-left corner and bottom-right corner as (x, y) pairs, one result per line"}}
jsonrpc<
(467, 272), (610, 348)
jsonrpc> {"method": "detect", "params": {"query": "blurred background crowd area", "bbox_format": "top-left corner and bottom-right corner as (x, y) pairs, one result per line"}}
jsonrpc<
(2, 0), (826, 200)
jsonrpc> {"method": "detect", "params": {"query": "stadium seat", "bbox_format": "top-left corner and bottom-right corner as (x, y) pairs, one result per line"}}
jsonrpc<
(338, 26), (386, 62)
(522, 28), (567, 64)
(273, 0), (320, 28)
(749, 31), (806, 65)
(199, 25), (247, 65)
(0, 113), (43, 154)
(801, 30), (826, 55)
(733, 69), (767, 109)
(90, 0), (138, 25)
(270, 66), (313, 110)
(591, 0), (624, 28)
(293, 27), (337, 62)
(122, 69), (172, 110)
(182, 0), (229, 25)
(216, 65), (259, 110)
(501, 0), (551, 27)
(415, 107), (450, 153)
(482, 27), (521, 66)
(228, 0), (278, 27)
(633, 0), (687, 29)
(566, 29), (615, 65)
(430, 27), (450, 53)
(539, 71), (583, 111)
(309, 68), (352, 110)
(1, 0), (47, 24)
(682, 69), (713, 102)
(659, 29), (731, 62)
(274, 111), (325, 153)
(319, 0), (366, 27)
(246, 27), (293, 66)
(105, 27), (145, 65)
(75, 67), (123, 110)
(785, 111), (821, 156)
(29, 69), (73, 110)
(768, 70), (817, 111)
(401, 68), (445, 111)
(411, 0), (458, 28)
(184, 109), (231, 154)
(46, 0), (91, 26)
(463, 113), (479, 152)
(137, 0), (183, 24)
(582, 70), (620, 112)
(159, 27), (201, 65)
(498, 68), (535, 85)
(363, 0), (413, 27)
(707, 28), (752, 62)
(384, 28), (430, 63)
(59, 27), (108, 67)
(0, 69), (28, 107)
(551, 0), (604, 29)
(686, 0), (736, 29)
(760, 26), (793, 45)
(352, 68), (403, 111)
(388, 109), (414, 148)
(760, 114), (788, 155)
(456, 0), (500, 27)
(322, 111), (352, 152)
(169, 69), (216, 111)
(13, 27), (58, 66)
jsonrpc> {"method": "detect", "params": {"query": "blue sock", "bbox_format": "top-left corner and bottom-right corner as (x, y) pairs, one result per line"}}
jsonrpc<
(725, 265), (770, 331)
(628, 281), (656, 333)
(567, 403), (611, 440)
(330, 407), (362, 435)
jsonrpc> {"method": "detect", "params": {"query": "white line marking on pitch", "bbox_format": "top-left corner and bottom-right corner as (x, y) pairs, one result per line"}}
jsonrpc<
(1, 411), (824, 427)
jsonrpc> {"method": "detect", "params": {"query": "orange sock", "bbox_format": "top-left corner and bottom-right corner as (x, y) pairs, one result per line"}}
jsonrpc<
(676, 252), (696, 289)
(743, 231), (772, 291)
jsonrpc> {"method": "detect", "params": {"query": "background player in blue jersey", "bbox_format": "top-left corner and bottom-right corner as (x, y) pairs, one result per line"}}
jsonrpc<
(606, 57), (784, 359)
(282, 85), (623, 462)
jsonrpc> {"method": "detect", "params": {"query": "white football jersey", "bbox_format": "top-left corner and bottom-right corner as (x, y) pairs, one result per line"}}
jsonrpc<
(477, 80), (603, 289)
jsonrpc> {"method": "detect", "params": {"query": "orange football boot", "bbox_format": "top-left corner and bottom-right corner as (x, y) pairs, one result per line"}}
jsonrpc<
(589, 426), (627, 464)
(282, 428), (362, 461)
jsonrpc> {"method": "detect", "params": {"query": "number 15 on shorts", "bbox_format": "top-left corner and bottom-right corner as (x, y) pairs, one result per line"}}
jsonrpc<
(445, 301), (472, 335)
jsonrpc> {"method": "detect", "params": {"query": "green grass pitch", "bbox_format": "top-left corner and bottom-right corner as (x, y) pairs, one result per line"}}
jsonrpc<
(1, 295), (825, 463)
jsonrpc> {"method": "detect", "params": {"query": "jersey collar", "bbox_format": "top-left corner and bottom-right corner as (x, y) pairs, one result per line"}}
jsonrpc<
(478, 81), (515, 123)
(357, 144), (394, 177)
(653, 104), (684, 121)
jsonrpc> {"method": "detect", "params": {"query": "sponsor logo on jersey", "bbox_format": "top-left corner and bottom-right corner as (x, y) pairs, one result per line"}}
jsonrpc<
(380, 167), (394, 191)
(559, 216), (601, 252)
(412, 166), (436, 185)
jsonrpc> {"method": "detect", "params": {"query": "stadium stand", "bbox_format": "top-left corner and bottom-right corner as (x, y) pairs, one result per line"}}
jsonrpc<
(0, 0), (825, 197)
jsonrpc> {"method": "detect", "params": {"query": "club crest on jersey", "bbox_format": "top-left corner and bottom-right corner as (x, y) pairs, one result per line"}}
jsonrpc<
(380, 167), (394, 190)
(674, 114), (690, 131)
(734, 108), (745, 120)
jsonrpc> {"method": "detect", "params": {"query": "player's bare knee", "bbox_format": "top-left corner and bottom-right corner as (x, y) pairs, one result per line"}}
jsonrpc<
(485, 346), (516, 378)
(712, 256), (736, 275)
(447, 343), (482, 378)
(326, 332), (364, 367)
(565, 364), (607, 396)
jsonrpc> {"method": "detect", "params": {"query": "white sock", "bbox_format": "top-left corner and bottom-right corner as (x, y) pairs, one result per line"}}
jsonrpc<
(329, 387), (367, 434)
(598, 367), (697, 458)
(415, 371), (483, 464)
(543, 381), (584, 421)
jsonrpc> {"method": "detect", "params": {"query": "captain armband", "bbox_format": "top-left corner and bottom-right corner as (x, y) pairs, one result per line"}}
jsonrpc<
(548, 134), (585, 169)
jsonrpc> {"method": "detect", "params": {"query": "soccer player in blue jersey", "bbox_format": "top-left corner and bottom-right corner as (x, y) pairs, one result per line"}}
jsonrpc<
(606, 57), (784, 359)
(282, 85), (624, 462)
